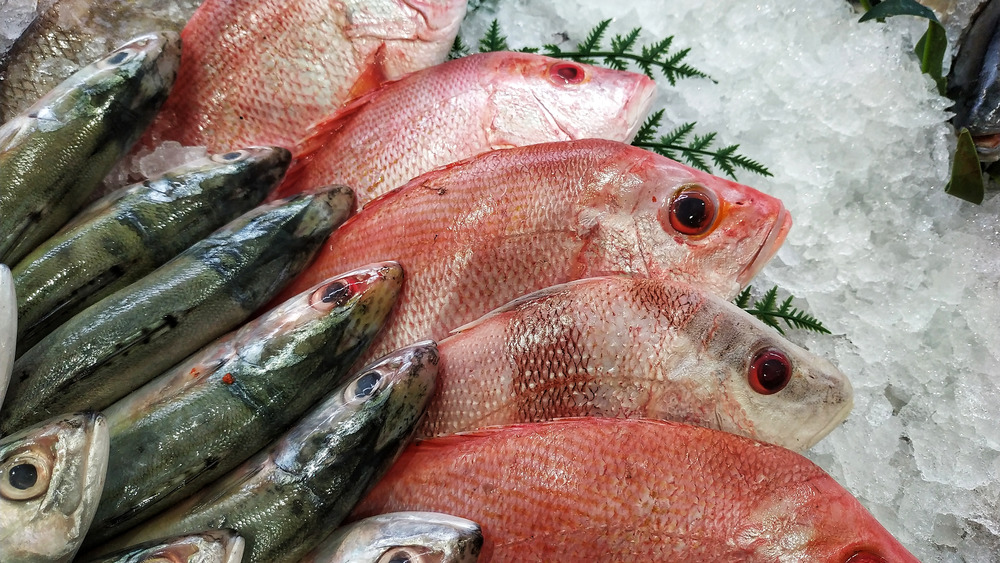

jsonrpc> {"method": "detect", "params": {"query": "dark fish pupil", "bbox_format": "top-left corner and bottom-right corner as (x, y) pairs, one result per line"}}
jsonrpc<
(321, 281), (350, 304)
(674, 196), (707, 228)
(8, 463), (38, 490)
(355, 371), (381, 398)
(222, 151), (242, 160)
(108, 51), (129, 64)
(759, 359), (787, 390)
(388, 555), (411, 563)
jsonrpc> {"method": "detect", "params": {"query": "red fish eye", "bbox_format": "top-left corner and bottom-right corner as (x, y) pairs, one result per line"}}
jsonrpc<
(549, 62), (585, 84)
(661, 185), (718, 236)
(748, 348), (791, 395)
(845, 552), (887, 563)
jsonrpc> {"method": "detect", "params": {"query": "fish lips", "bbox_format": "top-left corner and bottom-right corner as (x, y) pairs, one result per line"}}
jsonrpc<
(736, 204), (792, 288)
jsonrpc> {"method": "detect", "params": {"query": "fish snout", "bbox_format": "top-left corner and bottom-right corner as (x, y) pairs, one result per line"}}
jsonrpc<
(736, 203), (792, 288)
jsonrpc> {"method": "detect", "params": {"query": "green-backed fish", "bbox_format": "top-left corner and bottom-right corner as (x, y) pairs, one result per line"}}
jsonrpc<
(82, 530), (244, 563)
(12, 146), (291, 354)
(0, 265), (13, 414)
(301, 512), (483, 563)
(97, 341), (439, 563)
(86, 262), (402, 544)
(1, 187), (353, 435)
(0, 412), (109, 562)
(0, 32), (181, 265)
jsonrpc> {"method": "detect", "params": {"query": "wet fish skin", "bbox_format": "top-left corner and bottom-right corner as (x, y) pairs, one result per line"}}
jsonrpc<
(0, 32), (181, 265)
(1, 187), (353, 435)
(100, 341), (439, 563)
(949, 0), (1000, 160)
(12, 146), (291, 354)
(0, 266), (14, 413)
(0, 412), (109, 562)
(138, 0), (468, 152)
(422, 276), (852, 451)
(353, 418), (921, 562)
(81, 529), (245, 563)
(86, 262), (403, 544)
(301, 511), (483, 563)
(0, 0), (202, 122)
(275, 51), (657, 206)
(276, 139), (791, 364)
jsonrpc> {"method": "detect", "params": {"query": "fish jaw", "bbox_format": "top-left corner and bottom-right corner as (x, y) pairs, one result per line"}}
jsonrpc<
(0, 412), (110, 561)
(737, 203), (792, 289)
(0, 265), (13, 414)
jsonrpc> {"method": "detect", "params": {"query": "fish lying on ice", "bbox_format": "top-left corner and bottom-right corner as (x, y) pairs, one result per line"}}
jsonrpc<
(98, 341), (439, 563)
(2, 188), (353, 435)
(422, 276), (852, 451)
(0, 266), (13, 414)
(137, 0), (469, 152)
(86, 263), (403, 544)
(352, 417), (921, 562)
(0, 412), (109, 562)
(274, 51), (657, 206)
(0, 0), (201, 122)
(12, 146), (291, 354)
(276, 138), (791, 364)
(0, 32), (181, 265)
(301, 512), (483, 563)
(82, 530), (245, 563)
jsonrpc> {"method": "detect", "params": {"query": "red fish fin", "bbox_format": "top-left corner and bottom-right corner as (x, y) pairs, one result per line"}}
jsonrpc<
(347, 43), (390, 101)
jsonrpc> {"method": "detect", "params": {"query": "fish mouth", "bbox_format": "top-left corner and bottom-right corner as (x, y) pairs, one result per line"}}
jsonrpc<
(801, 392), (854, 451)
(737, 205), (792, 288)
(624, 76), (658, 141)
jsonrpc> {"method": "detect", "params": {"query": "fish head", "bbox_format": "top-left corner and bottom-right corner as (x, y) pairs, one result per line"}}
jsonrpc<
(479, 52), (657, 147)
(308, 511), (483, 563)
(94, 530), (246, 563)
(697, 296), (853, 451)
(576, 145), (790, 299)
(739, 471), (920, 562)
(0, 412), (109, 561)
(273, 341), (438, 480)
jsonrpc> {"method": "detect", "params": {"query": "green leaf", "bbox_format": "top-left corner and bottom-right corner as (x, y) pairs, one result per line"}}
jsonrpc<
(479, 20), (510, 52)
(945, 128), (986, 204)
(737, 286), (832, 335)
(449, 35), (471, 60)
(858, 0), (938, 23)
(914, 20), (947, 95)
(632, 121), (772, 179)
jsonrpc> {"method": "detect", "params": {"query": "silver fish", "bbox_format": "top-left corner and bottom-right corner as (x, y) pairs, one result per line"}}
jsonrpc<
(97, 341), (439, 563)
(0, 32), (181, 264)
(0, 0), (201, 122)
(0, 265), (13, 414)
(0, 412), (109, 562)
(12, 146), (290, 354)
(301, 512), (483, 563)
(82, 530), (244, 563)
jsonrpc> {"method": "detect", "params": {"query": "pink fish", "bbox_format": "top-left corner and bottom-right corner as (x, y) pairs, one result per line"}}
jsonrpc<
(138, 0), (468, 152)
(421, 276), (852, 451)
(272, 51), (657, 206)
(352, 418), (920, 562)
(275, 139), (791, 364)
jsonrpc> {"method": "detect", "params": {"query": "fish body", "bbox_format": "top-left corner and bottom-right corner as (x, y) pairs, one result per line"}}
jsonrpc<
(0, 32), (181, 264)
(138, 0), (468, 152)
(948, 0), (1000, 159)
(1, 188), (353, 435)
(12, 146), (291, 353)
(87, 263), (403, 544)
(423, 276), (851, 451)
(274, 51), (656, 206)
(0, 412), (109, 562)
(301, 511), (483, 563)
(0, 0), (201, 122)
(82, 530), (244, 563)
(277, 139), (791, 363)
(0, 266), (13, 413)
(101, 341), (439, 563)
(353, 418), (921, 562)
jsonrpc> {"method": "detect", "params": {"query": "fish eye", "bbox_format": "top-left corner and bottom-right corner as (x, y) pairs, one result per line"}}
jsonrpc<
(346, 370), (384, 401)
(844, 551), (887, 563)
(660, 184), (719, 237)
(548, 62), (586, 85)
(309, 279), (353, 309)
(748, 348), (791, 395)
(210, 150), (251, 163)
(100, 48), (138, 68)
(0, 451), (52, 501)
(378, 547), (416, 563)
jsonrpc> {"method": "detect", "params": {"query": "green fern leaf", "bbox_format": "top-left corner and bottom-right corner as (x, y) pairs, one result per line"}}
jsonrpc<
(578, 19), (612, 54)
(736, 286), (832, 335)
(611, 28), (642, 55)
(479, 20), (510, 52)
(449, 35), (471, 60)
(734, 287), (753, 309)
(633, 110), (664, 144)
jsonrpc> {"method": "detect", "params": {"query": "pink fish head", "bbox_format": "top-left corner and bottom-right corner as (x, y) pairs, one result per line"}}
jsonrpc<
(739, 471), (921, 562)
(477, 52), (657, 146)
(575, 143), (791, 298)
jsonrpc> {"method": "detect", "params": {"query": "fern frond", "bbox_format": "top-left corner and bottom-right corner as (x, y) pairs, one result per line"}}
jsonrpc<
(734, 286), (753, 309)
(632, 122), (773, 179)
(633, 110), (664, 145)
(578, 19), (612, 54)
(449, 35), (471, 60)
(736, 286), (832, 335)
(479, 20), (510, 52)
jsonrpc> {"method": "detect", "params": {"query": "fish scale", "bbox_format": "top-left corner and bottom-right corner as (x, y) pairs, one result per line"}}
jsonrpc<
(351, 418), (921, 562)
(275, 139), (791, 366)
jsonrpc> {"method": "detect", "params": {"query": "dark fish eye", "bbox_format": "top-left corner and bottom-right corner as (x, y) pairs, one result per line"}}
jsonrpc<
(0, 452), (51, 501)
(354, 371), (382, 398)
(210, 150), (250, 163)
(845, 551), (888, 563)
(659, 184), (719, 237)
(101, 49), (137, 68)
(310, 280), (353, 310)
(378, 548), (415, 563)
(748, 348), (792, 395)
(549, 62), (586, 85)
